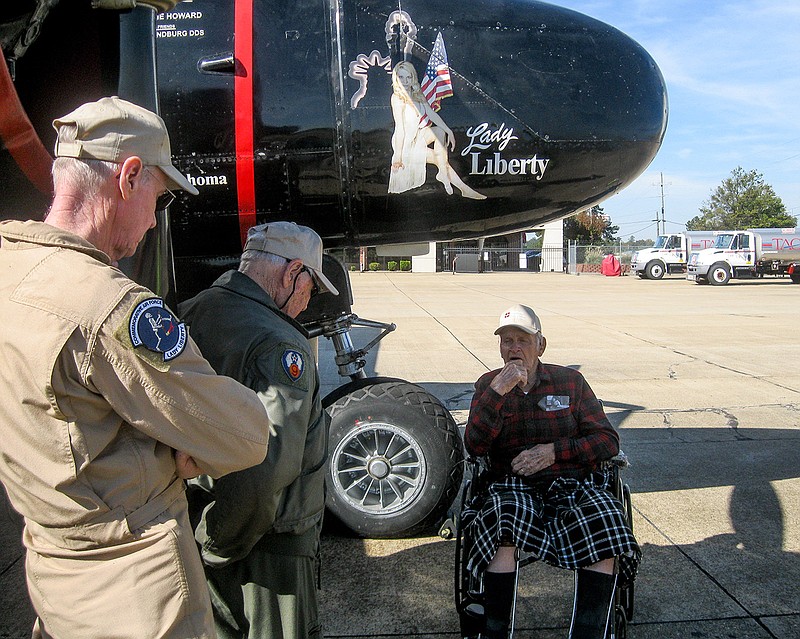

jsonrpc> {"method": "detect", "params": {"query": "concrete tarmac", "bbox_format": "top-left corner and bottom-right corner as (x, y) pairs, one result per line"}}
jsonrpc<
(2, 270), (799, 638)
(316, 271), (800, 639)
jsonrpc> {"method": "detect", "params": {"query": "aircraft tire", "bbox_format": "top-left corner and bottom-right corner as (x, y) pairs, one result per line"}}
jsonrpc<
(325, 380), (464, 538)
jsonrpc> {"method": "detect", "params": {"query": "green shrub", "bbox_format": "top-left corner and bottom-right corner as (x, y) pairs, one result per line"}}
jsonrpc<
(349, 265), (357, 271)
(399, 260), (411, 271)
(368, 262), (380, 271)
(387, 261), (398, 271)
(583, 247), (604, 264)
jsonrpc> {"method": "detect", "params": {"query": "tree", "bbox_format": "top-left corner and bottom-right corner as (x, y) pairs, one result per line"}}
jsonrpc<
(524, 231), (543, 249)
(687, 167), (796, 230)
(563, 205), (619, 244)
(624, 236), (655, 248)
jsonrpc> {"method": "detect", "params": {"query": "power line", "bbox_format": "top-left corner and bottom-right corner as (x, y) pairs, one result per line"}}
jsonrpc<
(620, 221), (658, 237)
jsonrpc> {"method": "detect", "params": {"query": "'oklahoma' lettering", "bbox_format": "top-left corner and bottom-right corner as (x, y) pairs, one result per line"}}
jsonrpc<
(185, 173), (229, 187)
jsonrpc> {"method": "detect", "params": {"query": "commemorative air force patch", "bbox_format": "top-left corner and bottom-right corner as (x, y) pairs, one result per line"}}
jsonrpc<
(129, 298), (187, 361)
(282, 349), (305, 382)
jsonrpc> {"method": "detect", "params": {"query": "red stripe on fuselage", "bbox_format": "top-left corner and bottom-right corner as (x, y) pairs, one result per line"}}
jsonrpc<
(234, 0), (256, 247)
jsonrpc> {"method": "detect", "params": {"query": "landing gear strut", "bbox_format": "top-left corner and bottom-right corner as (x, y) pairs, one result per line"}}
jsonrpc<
(299, 255), (464, 537)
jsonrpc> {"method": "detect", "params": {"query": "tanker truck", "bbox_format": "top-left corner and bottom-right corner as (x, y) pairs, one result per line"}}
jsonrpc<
(631, 231), (720, 279)
(686, 228), (800, 285)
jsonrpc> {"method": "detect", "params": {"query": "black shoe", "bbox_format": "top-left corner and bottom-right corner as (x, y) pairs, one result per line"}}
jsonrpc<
(569, 569), (617, 639)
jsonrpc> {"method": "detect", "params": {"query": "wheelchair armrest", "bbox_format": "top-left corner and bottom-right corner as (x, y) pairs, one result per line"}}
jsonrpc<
(465, 455), (489, 476)
(456, 456), (492, 518)
(608, 450), (630, 469)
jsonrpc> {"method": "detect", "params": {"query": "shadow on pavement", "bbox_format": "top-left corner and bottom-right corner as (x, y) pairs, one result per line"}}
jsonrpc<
(3, 426), (798, 638)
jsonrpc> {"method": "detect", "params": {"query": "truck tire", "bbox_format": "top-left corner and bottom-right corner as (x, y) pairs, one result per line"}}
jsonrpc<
(708, 262), (731, 285)
(325, 380), (464, 538)
(645, 261), (665, 280)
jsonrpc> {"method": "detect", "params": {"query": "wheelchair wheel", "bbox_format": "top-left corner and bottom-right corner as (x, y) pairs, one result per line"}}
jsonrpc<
(623, 483), (633, 532)
(620, 483), (635, 621)
(620, 580), (634, 622)
(610, 606), (627, 639)
(454, 462), (487, 638)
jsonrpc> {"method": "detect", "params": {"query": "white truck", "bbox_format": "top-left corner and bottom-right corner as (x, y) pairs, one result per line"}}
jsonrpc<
(631, 231), (720, 279)
(686, 228), (800, 285)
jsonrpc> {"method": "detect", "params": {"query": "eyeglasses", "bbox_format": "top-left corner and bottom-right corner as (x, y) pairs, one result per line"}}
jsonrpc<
(155, 189), (176, 211)
(301, 266), (321, 297)
(282, 257), (320, 297)
(146, 167), (177, 210)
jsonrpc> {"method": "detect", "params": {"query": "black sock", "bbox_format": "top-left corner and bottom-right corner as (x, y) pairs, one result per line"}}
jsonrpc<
(569, 569), (616, 639)
(482, 570), (516, 639)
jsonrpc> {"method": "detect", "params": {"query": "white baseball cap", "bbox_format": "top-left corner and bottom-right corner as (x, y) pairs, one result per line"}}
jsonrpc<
(494, 304), (542, 335)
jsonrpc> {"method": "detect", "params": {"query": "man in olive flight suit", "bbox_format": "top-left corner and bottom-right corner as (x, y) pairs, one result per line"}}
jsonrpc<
(0, 97), (271, 639)
(180, 221), (339, 639)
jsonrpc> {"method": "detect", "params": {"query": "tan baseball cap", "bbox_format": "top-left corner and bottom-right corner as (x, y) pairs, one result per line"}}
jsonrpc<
(244, 222), (339, 296)
(52, 96), (198, 195)
(495, 304), (542, 335)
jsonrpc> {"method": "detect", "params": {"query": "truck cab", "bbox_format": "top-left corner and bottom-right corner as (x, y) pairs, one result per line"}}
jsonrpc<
(631, 233), (686, 280)
(687, 231), (754, 285)
(686, 229), (800, 285)
(632, 230), (717, 280)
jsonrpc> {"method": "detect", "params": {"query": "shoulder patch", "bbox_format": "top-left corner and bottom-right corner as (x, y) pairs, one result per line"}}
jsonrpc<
(281, 349), (305, 382)
(129, 297), (187, 362)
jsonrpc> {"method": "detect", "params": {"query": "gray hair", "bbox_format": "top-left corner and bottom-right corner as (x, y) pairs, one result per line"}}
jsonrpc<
(239, 249), (287, 273)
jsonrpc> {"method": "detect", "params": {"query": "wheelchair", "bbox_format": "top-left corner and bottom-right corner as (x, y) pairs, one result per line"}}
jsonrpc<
(453, 454), (636, 638)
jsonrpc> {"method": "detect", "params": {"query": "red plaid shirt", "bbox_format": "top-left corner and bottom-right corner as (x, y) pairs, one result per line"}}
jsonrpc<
(464, 362), (619, 482)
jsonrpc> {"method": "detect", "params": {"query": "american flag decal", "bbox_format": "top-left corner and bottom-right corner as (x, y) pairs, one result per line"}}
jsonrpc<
(421, 32), (453, 113)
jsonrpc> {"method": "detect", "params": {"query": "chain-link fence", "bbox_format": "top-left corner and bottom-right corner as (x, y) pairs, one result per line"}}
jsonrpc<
(443, 243), (640, 273)
(441, 246), (564, 272)
(329, 243), (645, 273)
(565, 242), (637, 275)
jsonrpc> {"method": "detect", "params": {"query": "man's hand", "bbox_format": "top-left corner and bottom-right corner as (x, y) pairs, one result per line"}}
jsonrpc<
(489, 359), (528, 395)
(174, 450), (203, 479)
(511, 443), (556, 477)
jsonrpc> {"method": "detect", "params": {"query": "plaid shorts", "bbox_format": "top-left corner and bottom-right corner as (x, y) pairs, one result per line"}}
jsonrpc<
(462, 470), (641, 586)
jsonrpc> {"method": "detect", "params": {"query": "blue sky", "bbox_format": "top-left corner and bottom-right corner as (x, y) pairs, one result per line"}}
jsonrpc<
(559, 0), (800, 240)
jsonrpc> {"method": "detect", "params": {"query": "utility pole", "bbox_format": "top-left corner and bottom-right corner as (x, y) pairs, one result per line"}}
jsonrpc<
(652, 172), (667, 235)
(659, 172), (666, 236)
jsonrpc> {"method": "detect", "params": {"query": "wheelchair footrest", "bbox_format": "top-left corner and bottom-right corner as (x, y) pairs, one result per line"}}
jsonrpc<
(458, 596), (485, 638)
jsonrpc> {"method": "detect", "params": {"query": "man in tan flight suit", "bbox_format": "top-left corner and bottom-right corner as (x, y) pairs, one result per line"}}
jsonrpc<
(0, 97), (271, 639)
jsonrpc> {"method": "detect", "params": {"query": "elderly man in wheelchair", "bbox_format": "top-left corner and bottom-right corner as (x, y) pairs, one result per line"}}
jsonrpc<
(456, 305), (640, 639)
